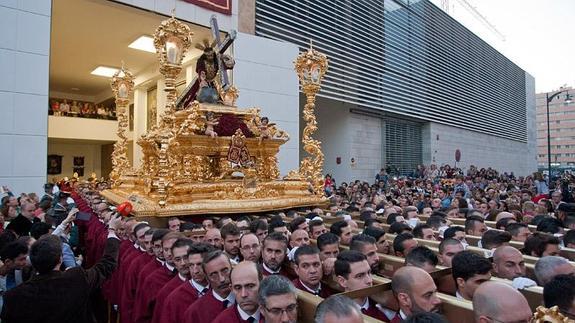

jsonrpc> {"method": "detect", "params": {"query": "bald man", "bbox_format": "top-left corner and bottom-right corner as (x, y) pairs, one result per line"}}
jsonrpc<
(213, 261), (262, 323)
(205, 228), (223, 250)
(492, 246), (526, 280)
(391, 266), (442, 322)
(473, 282), (532, 323)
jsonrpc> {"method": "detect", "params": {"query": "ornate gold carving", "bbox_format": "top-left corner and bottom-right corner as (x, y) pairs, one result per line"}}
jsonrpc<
(103, 17), (329, 217)
(222, 85), (239, 106)
(532, 306), (574, 323)
(294, 42), (328, 195)
(109, 65), (135, 188)
(153, 13), (193, 123)
(178, 102), (204, 136)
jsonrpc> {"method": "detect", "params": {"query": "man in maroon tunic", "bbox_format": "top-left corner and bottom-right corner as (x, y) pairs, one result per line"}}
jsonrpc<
(85, 202), (108, 267)
(151, 238), (195, 323)
(213, 261), (262, 323)
(335, 250), (390, 322)
(130, 229), (171, 308)
(159, 243), (213, 323)
(102, 217), (138, 305)
(109, 218), (139, 303)
(221, 223), (241, 264)
(118, 225), (153, 323)
(261, 232), (290, 277)
(292, 245), (333, 298)
(133, 231), (182, 323)
(184, 250), (235, 323)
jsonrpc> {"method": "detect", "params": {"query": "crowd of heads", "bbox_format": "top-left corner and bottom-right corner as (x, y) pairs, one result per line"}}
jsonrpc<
(1, 164), (575, 322)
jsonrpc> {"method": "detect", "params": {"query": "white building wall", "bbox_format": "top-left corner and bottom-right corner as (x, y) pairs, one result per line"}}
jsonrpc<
(0, 1), (51, 196)
(234, 32), (300, 175)
(314, 97), (382, 184)
(423, 122), (536, 176)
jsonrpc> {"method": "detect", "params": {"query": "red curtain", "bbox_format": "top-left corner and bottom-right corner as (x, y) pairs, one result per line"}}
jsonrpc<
(182, 0), (232, 15)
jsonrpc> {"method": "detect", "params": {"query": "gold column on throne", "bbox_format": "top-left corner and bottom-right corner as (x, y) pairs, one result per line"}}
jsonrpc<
(109, 65), (134, 188)
(294, 41), (329, 196)
(152, 14), (193, 206)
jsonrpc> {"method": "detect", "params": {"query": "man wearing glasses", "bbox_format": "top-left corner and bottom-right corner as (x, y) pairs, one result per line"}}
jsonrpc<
(240, 233), (262, 263)
(259, 275), (298, 323)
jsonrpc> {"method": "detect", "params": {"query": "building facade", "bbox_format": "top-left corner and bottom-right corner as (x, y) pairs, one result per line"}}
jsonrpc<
(255, 0), (536, 183)
(0, 0), (536, 195)
(536, 87), (575, 172)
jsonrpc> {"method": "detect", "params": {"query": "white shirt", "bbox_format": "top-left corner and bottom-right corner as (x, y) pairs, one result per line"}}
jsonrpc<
(212, 290), (235, 307)
(191, 279), (209, 297)
(262, 263), (280, 275)
(298, 279), (321, 295)
(237, 305), (261, 322)
(456, 290), (467, 300)
(399, 309), (408, 320)
(360, 298), (370, 311)
(165, 262), (175, 273)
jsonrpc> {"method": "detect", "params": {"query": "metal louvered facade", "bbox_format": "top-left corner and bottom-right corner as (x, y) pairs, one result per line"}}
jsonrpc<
(255, 0), (528, 142)
(385, 118), (423, 174)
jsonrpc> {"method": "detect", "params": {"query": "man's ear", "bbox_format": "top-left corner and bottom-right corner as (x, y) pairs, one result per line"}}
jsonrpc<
(456, 277), (466, 290)
(336, 275), (347, 289)
(397, 292), (411, 308)
(491, 262), (498, 274)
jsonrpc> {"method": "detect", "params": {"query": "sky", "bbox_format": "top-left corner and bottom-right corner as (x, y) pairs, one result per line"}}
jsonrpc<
(428, 0), (574, 93)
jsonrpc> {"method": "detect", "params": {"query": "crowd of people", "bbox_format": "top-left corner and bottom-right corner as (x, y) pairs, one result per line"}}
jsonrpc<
(0, 163), (573, 322)
(49, 99), (117, 120)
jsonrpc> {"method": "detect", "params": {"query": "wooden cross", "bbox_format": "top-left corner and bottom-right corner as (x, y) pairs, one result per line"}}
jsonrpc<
(209, 14), (236, 90)
(175, 15), (236, 109)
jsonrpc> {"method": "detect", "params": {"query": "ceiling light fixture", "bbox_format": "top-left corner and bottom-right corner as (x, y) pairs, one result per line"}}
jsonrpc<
(91, 66), (120, 77)
(128, 35), (156, 53)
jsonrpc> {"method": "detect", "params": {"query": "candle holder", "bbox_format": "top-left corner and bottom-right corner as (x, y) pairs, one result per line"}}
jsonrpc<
(153, 14), (193, 121)
(294, 41), (328, 195)
(109, 65), (135, 188)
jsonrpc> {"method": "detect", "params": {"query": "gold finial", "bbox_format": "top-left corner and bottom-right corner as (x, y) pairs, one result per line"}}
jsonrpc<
(309, 39), (313, 49)
(171, 8), (176, 18)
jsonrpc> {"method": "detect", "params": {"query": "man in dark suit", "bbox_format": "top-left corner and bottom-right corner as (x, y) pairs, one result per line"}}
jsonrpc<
(5, 202), (38, 237)
(0, 213), (122, 323)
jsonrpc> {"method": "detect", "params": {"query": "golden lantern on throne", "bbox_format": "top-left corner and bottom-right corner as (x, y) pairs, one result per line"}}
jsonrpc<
(153, 14), (193, 117)
(109, 65), (134, 188)
(294, 41), (328, 195)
